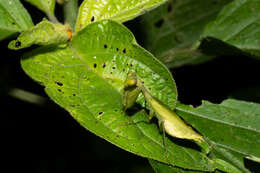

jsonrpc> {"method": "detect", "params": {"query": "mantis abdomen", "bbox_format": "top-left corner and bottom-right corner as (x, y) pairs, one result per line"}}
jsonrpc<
(140, 84), (203, 143)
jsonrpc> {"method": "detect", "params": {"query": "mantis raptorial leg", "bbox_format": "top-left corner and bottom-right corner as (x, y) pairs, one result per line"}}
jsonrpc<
(122, 72), (210, 154)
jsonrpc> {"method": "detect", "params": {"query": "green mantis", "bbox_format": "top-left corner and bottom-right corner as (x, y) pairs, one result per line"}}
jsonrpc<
(123, 72), (209, 152)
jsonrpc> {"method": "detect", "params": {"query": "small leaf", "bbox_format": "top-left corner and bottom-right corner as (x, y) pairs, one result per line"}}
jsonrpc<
(140, 0), (232, 68)
(0, 0), (33, 40)
(75, 0), (168, 31)
(24, 0), (55, 15)
(199, 0), (260, 59)
(21, 20), (215, 171)
(8, 20), (70, 50)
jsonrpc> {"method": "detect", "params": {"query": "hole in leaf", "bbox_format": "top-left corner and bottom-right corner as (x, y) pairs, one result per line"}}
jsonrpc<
(130, 64), (133, 67)
(73, 94), (76, 96)
(91, 16), (95, 22)
(155, 19), (164, 28)
(98, 112), (103, 115)
(93, 63), (97, 68)
(112, 66), (116, 70)
(58, 89), (64, 93)
(116, 48), (119, 51)
(122, 48), (126, 53)
(104, 44), (108, 48)
(55, 81), (63, 86)
(15, 41), (21, 48)
(102, 63), (106, 68)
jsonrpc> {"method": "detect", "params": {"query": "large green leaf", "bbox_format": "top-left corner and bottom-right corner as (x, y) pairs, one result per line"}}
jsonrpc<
(0, 0), (33, 40)
(75, 0), (168, 31)
(24, 0), (55, 15)
(199, 0), (260, 59)
(21, 20), (215, 171)
(140, 0), (232, 68)
(175, 99), (260, 171)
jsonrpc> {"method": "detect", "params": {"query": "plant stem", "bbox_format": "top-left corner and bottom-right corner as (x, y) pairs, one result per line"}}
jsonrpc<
(46, 11), (59, 23)
(64, 0), (78, 30)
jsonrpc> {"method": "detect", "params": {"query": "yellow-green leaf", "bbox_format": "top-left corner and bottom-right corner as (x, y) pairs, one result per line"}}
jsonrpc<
(75, 0), (167, 31)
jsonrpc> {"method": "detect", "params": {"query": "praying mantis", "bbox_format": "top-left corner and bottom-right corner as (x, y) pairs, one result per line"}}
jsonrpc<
(123, 72), (210, 153)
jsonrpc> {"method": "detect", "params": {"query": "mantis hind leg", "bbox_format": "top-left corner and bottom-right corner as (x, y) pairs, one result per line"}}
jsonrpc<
(158, 120), (169, 158)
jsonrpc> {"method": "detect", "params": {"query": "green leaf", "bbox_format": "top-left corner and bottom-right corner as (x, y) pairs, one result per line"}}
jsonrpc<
(210, 146), (250, 173)
(140, 0), (232, 68)
(21, 20), (215, 171)
(8, 19), (69, 50)
(149, 149), (246, 173)
(150, 158), (245, 173)
(0, 0), (33, 40)
(149, 159), (204, 173)
(199, 0), (260, 59)
(24, 0), (55, 15)
(176, 99), (260, 171)
(75, 0), (168, 31)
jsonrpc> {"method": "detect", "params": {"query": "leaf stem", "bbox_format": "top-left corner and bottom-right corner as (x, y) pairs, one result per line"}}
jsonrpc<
(63, 0), (78, 30)
(46, 11), (59, 23)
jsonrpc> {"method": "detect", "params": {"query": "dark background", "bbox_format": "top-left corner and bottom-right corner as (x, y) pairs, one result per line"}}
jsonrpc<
(1, 1), (260, 173)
